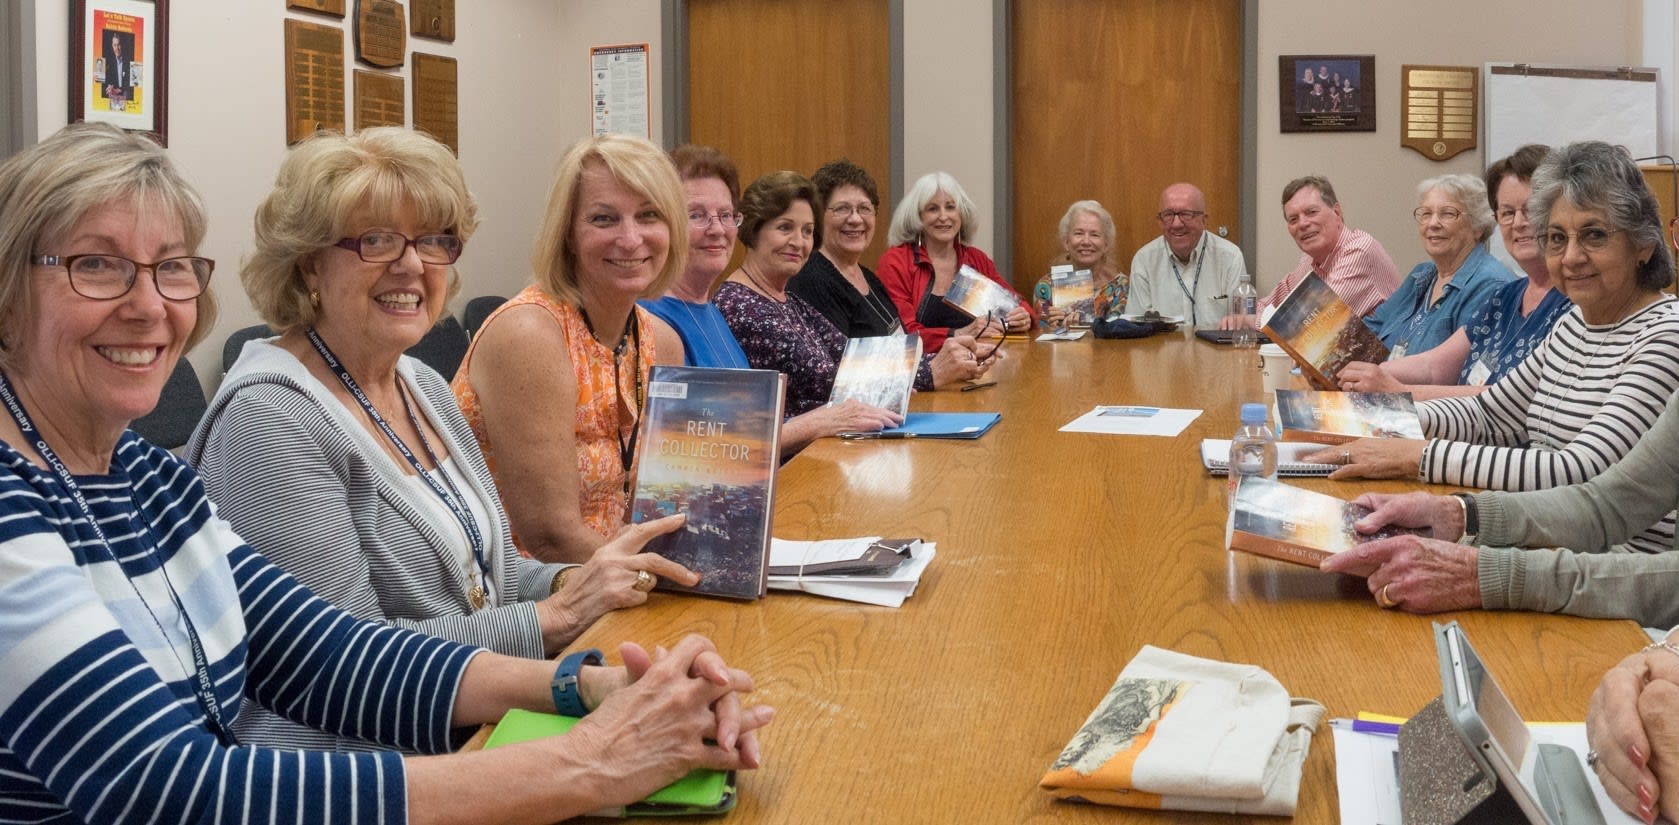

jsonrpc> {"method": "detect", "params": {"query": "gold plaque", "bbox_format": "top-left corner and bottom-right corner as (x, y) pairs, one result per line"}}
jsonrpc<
(1401, 64), (1477, 161)
(354, 0), (406, 69)
(284, 19), (346, 144)
(287, 0), (346, 17)
(354, 70), (404, 129)
(410, 0), (454, 42)
(413, 52), (458, 154)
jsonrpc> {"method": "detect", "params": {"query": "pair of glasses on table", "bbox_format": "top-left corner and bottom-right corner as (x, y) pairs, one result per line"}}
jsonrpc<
(973, 311), (1009, 364)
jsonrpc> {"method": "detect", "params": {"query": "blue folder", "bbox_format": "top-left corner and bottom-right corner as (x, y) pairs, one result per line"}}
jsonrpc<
(874, 412), (1001, 439)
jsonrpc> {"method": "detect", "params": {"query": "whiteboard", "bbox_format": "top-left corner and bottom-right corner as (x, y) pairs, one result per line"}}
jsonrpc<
(1484, 64), (1660, 162)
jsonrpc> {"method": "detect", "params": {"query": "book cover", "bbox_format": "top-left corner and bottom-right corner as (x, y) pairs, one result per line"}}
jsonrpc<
(828, 333), (922, 417)
(629, 365), (785, 600)
(1260, 273), (1388, 390)
(1274, 389), (1423, 444)
(1225, 477), (1420, 567)
(1049, 264), (1097, 327)
(943, 263), (1024, 320)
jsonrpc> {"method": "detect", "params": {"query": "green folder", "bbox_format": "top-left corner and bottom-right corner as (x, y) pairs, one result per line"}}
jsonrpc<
(482, 708), (736, 817)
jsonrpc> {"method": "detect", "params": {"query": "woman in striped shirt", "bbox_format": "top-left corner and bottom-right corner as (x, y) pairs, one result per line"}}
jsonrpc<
(0, 122), (768, 825)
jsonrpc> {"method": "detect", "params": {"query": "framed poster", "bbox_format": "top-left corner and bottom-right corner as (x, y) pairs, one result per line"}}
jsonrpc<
(1278, 54), (1374, 133)
(70, 0), (169, 144)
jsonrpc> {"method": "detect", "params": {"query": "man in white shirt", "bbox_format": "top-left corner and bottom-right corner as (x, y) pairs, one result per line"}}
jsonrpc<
(1127, 183), (1248, 329)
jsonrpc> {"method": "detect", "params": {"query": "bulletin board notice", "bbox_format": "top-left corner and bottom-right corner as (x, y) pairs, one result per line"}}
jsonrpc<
(590, 43), (649, 138)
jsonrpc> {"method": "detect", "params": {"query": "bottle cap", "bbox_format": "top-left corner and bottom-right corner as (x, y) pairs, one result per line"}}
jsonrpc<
(1240, 402), (1267, 425)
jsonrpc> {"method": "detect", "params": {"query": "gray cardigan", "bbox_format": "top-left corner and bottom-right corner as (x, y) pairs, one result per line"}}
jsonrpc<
(187, 341), (565, 750)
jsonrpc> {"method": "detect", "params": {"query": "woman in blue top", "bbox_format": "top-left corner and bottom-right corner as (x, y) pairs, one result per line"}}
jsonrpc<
(1361, 173), (1514, 357)
(1339, 146), (1570, 400)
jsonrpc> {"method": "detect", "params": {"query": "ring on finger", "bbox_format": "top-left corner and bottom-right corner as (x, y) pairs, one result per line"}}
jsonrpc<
(1376, 583), (1397, 609)
(633, 569), (656, 592)
(1341, 449), (1352, 465)
(1586, 749), (1599, 768)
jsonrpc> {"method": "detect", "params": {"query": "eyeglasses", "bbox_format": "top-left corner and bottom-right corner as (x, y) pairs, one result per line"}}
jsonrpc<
(334, 231), (463, 264)
(973, 310), (1009, 363)
(1156, 210), (1205, 223)
(1495, 206), (1529, 226)
(687, 210), (744, 229)
(1412, 207), (1464, 224)
(1542, 227), (1621, 256)
(827, 203), (876, 219)
(32, 253), (214, 301)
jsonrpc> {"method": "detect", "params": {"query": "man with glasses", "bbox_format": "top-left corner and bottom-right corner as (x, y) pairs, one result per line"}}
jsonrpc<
(1126, 183), (1248, 329)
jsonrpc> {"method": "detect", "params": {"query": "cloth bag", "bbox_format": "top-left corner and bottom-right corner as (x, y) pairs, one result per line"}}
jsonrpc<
(1040, 645), (1325, 816)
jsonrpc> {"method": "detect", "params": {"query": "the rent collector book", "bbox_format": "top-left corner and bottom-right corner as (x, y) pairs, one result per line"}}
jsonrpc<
(1274, 389), (1422, 444)
(1260, 273), (1388, 390)
(829, 333), (922, 417)
(1225, 477), (1422, 567)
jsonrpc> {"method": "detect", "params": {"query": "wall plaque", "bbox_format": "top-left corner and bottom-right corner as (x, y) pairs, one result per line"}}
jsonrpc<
(354, 69), (404, 129)
(1401, 65), (1477, 161)
(284, 18), (345, 144)
(354, 0), (405, 68)
(413, 52), (457, 154)
(409, 0), (453, 42)
(287, 0), (345, 17)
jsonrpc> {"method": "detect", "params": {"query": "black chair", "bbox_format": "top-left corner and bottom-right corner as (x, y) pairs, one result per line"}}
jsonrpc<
(222, 323), (276, 373)
(131, 359), (208, 450)
(405, 315), (470, 379)
(463, 294), (508, 338)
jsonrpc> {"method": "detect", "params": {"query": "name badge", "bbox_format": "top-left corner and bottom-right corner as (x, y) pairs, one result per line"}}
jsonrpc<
(1466, 358), (1492, 386)
(1390, 343), (1408, 359)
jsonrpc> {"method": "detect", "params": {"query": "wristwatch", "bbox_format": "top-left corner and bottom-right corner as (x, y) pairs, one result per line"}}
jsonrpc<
(551, 647), (603, 717)
(549, 566), (574, 596)
(1450, 493), (1479, 545)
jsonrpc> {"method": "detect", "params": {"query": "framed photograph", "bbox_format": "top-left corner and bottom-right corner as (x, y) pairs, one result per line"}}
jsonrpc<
(1278, 54), (1374, 133)
(69, 0), (169, 144)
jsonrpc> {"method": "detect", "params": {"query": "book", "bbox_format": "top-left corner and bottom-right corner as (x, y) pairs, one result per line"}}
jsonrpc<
(1199, 439), (1337, 477)
(629, 365), (786, 600)
(1225, 477), (1421, 567)
(1048, 264), (1097, 327)
(942, 263), (1025, 320)
(483, 709), (736, 816)
(828, 333), (922, 417)
(1259, 273), (1388, 390)
(1274, 390), (1422, 444)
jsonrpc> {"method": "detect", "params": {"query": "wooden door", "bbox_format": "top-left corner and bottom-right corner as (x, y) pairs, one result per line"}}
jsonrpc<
(687, 0), (892, 266)
(1009, 0), (1242, 296)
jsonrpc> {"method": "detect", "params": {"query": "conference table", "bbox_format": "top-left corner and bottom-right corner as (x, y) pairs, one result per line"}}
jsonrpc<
(564, 330), (1645, 823)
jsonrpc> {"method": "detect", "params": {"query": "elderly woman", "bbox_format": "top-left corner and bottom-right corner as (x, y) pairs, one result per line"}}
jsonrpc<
(1031, 200), (1128, 328)
(188, 128), (699, 751)
(787, 159), (904, 337)
(1361, 174), (1515, 357)
(0, 122), (767, 824)
(1588, 632), (1679, 824)
(453, 134), (688, 564)
(1338, 146), (1571, 400)
(716, 171), (989, 418)
(877, 171), (1035, 353)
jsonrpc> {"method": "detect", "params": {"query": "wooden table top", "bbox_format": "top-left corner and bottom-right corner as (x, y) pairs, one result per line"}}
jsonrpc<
(567, 331), (1645, 823)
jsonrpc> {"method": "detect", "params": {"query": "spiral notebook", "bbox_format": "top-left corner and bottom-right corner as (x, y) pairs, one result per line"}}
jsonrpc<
(1199, 439), (1336, 477)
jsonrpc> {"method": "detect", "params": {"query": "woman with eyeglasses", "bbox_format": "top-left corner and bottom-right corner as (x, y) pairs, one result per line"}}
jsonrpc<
(787, 159), (904, 338)
(715, 171), (991, 426)
(1308, 141), (1679, 565)
(1360, 173), (1515, 358)
(1337, 146), (1571, 400)
(1031, 200), (1128, 328)
(190, 128), (697, 751)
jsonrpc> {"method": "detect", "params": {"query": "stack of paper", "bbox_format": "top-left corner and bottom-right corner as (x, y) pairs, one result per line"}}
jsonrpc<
(766, 537), (935, 608)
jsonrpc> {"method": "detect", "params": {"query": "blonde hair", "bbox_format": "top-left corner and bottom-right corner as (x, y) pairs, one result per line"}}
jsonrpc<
(242, 127), (479, 332)
(0, 122), (215, 369)
(530, 134), (687, 304)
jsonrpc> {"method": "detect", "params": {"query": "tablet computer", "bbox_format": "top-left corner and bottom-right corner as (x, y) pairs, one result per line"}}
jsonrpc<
(1434, 621), (1607, 825)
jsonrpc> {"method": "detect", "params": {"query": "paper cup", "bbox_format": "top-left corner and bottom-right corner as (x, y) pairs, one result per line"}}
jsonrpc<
(1259, 344), (1293, 396)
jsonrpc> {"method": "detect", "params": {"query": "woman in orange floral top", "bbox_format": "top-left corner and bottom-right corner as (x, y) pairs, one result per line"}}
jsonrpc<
(453, 134), (688, 564)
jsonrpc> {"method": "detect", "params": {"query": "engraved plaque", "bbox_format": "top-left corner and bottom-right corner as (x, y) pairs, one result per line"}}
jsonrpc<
(410, 0), (454, 42)
(284, 19), (346, 144)
(413, 52), (458, 154)
(1401, 64), (1477, 161)
(354, 70), (404, 129)
(287, 0), (346, 17)
(354, 0), (406, 69)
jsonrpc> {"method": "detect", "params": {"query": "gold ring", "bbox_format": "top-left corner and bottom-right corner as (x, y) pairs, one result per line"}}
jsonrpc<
(633, 569), (656, 592)
(1377, 583), (1396, 609)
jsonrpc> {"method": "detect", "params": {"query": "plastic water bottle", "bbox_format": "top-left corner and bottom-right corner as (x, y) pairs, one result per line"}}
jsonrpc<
(1231, 273), (1258, 348)
(1227, 402), (1278, 506)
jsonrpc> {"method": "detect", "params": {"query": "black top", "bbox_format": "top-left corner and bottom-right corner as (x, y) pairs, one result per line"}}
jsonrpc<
(788, 251), (903, 339)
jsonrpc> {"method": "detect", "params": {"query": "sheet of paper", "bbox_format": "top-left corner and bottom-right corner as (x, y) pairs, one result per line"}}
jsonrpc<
(1059, 406), (1201, 437)
(1035, 328), (1088, 341)
(767, 541), (936, 608)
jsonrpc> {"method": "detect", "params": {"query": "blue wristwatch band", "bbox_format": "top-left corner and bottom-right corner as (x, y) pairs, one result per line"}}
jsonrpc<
(551, 647), (604, 717)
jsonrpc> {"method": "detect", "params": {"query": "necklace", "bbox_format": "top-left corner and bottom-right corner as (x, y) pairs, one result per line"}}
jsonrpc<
(826, 253), (900, 334)
(740, 263), (787, 302)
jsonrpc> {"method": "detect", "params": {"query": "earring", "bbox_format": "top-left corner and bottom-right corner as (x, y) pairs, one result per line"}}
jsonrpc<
(308, 289), (320, 308)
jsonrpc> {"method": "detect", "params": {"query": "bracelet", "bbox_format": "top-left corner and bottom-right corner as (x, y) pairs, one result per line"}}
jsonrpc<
(1643, 640), (1679, 662)
(551, 647), (603, 717)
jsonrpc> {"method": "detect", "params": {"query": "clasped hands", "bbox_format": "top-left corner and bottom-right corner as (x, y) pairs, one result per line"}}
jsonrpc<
(1588, 641), (1679, 824)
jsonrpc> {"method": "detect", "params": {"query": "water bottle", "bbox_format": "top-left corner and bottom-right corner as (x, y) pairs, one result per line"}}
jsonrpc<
(1227, 402), (1278, 506)
(1231, 273), (1258, 348)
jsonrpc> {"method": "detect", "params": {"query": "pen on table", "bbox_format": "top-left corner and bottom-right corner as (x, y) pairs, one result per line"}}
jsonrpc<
(961, 381), (998, 392)
(840, 431), (917, 441)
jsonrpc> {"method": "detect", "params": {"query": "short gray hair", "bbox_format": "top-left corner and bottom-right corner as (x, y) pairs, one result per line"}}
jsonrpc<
(886, 172), (978, 247)
(1529, 141), (1674, 291)
(1054, 200), (1117, 272)
(1416, 173), (1495, 244)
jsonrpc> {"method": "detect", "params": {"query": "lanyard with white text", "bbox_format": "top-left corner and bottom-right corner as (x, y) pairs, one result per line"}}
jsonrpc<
(0, 370), (237, 745)
(1168, 232), (1208, 327)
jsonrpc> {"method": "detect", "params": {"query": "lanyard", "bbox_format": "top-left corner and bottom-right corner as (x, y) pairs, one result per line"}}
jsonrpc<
(0, 370), (237, 746)
(1167, 233), (1208, 327)
(577, 308), (644, 499)
(305, 328), (492, 608)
